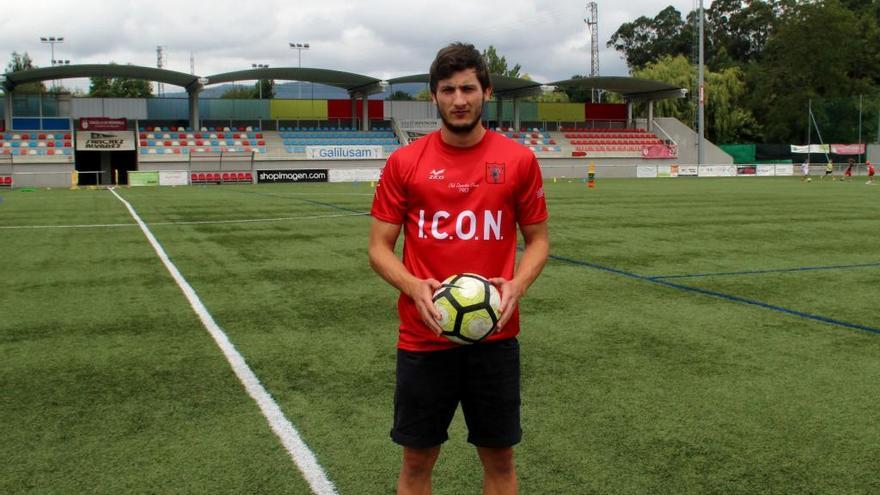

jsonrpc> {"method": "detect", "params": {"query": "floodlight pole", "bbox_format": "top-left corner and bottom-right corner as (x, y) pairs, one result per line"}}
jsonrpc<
(697, 1), (705, 167)
(40, 36), (64, 89)
(252, 63), (269, 99)
(289, 42), (310, 99)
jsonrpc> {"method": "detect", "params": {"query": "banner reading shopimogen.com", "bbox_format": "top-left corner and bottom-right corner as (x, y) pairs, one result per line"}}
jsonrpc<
(256, 169), (329, 183)
(75, 131), (136, 151)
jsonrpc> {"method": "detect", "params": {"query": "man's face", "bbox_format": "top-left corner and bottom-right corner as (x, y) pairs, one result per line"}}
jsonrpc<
(432, 68), (492, 135)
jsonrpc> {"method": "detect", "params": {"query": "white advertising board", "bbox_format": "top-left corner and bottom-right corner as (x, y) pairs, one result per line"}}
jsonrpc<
(305, 146), (384, 160)
(159, 170), (189, 186)
(637, 165), (658, 178)
(329, 168), (381, 183)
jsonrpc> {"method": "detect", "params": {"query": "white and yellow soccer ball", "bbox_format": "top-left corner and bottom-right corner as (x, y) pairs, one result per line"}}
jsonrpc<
(432, 273), (501, 344)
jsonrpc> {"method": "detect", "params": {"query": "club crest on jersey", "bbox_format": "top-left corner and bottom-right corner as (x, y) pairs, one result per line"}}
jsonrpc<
(486, 163), (506, 184)
(428, 168), (445, 180)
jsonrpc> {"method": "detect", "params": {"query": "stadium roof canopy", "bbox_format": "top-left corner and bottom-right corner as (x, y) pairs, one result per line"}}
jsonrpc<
(205, 68), (385, 98)
(1, 64), (201, 92)
(549, 76), (688, 101)
(385, 74), (543, 98)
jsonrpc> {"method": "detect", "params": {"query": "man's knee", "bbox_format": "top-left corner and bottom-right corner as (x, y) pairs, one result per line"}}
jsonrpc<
(477, 447), (515, 475)
(401, 446), (441, 477)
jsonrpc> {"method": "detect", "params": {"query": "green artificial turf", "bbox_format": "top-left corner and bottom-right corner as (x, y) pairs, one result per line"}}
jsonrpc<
(1, 178), (877, 494)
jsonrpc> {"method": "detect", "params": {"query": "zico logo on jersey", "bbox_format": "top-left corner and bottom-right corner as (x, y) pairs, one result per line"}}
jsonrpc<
(416, 209), (504, 241)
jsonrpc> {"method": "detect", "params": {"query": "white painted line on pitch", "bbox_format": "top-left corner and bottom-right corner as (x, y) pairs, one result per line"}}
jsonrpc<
(108, 188), (338, 495)
(0, 211), (367, 230)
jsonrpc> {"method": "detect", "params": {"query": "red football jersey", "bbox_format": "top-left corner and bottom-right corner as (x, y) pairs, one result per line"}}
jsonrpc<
(371, 130), (548, 351)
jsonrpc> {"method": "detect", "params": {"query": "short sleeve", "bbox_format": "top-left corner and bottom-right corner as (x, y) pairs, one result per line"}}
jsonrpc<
(370, 152), (408, 224)
(515, 154), (548, 226)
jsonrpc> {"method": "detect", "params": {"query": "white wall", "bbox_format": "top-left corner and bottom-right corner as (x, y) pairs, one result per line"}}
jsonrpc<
(72, 98), (148, 119)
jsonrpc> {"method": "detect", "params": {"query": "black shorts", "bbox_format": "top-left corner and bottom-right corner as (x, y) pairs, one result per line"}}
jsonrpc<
(392, 338), (521, 449)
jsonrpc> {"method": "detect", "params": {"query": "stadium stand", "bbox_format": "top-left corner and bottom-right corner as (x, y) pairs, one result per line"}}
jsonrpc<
(138, 129), (266, 158)
(0, 131), (74, 157)
(279, 127), (400, 155)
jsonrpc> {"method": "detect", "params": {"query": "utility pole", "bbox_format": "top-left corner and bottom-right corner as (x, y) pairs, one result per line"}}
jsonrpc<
(697, 0), (705, 166)
(584, 2), (600, 102)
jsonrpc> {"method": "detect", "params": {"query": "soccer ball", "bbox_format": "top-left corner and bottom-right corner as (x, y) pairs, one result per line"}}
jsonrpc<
(806, 178), (812, 182)
(432, 273), (501, 344)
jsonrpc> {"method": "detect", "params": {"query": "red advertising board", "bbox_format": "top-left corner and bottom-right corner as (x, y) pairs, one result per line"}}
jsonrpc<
(79, 117), (127, 131)
(327, 99), (385, 120)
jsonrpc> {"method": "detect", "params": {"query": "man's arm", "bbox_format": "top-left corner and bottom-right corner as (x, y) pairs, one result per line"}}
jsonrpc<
(489, 221), (549, 331)
(368, 218), (443, 335)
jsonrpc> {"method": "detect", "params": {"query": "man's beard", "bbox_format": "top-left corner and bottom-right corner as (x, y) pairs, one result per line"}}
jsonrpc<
(437, 102), (484, 135)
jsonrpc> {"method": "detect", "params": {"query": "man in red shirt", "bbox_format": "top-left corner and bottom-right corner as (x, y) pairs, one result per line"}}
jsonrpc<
(369, 43), (549, 495)
(867, 161), (875, 185)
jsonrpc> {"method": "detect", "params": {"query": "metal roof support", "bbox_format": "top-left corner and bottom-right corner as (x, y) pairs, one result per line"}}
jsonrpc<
(513, 98), (521, 132)
(495, 97), (502, 129)
(647, 100), (654, 133)
(4, 91), (12, 131)
(188, 89), (200, 131)
(362, 94), (369, 131)
(626, 101), (633, 129)
(351, 97), (357, 130)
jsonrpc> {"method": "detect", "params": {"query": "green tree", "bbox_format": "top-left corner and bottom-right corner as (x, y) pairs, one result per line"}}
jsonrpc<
(607, 6), (693, 70)
(482, 45), (522, 78)
(386, 90), (414, 101)
(221, 85), (256, 99)
(6, 51), (46, 94)
(747, 0), (872, 142)
(634, 54), (759, 143)
(88, 64), (153, 97)
(561, 75), (593, 103)
(255, 79), (274, 99)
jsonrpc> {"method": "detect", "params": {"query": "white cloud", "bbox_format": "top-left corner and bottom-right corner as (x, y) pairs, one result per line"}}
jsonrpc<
(1, 0), (708, 90)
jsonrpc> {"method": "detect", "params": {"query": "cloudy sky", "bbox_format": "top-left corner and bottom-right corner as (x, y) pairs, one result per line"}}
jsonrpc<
(2, 0), (706, 89)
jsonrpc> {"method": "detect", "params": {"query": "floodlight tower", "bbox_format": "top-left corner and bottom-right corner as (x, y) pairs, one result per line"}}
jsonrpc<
(40, 36), (65, 89)
(289, 42), (310, 99)
(584, 2), (600, 102)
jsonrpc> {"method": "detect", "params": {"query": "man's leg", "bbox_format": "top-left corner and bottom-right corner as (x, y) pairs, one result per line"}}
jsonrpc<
(398, 446), (441, 495)
(477, 446), (517, 495)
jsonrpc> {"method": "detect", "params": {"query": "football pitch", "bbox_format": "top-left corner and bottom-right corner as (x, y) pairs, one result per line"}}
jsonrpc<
(2, 177), (878, 494)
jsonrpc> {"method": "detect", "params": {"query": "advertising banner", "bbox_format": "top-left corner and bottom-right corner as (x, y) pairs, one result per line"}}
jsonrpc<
(757, 165), (776, 176)
(775, 164), (794, 176)
(76, 131), (136, 151)
(641, 144), (677, 159)
(79, 117), (127, 131)
(305, 146), (383, 160)
(129, 171), (159, 186)
(791, 144), (830, 154)
(830, 144), (865, 155)
(159, 170), (189, 186)
(699, 165), (737, 177)
(736, 165), (757, 176)
(678, 165), (698, 177)
(636, 165), (657, 178)
(329, 168), (381, 183)
(256, 169), (329, 183)
(657, 165), (679, 178)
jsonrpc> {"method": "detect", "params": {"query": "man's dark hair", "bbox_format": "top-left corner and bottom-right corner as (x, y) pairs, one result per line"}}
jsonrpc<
(429, 42), (492, 94)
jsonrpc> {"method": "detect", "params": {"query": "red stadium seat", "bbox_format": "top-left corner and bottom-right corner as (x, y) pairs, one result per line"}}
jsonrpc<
(197, 173), (207, 182)
(191, 173), (199, 183)
(222, 173), (231, 181)
(244, 172), (253, 182)
(237, 172), (246, 181)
